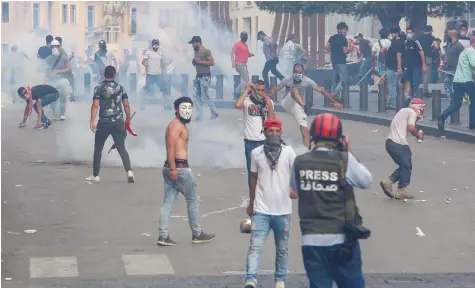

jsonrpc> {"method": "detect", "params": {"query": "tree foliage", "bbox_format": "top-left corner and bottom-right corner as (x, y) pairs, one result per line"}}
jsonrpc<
(255, 1), (474, 32)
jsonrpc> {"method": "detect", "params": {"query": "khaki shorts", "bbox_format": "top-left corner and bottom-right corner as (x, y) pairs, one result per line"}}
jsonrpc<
(281, 95), (308, 128)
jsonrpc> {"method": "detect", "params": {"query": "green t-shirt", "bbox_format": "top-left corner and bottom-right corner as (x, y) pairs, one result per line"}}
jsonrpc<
(194, 47), (212, 74)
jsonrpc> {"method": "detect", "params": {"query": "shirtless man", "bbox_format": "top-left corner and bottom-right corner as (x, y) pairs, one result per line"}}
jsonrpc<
(157, 96), (215, 246)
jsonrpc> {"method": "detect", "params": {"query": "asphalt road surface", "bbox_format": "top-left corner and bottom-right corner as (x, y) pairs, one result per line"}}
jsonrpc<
(2, 102), (475, 287)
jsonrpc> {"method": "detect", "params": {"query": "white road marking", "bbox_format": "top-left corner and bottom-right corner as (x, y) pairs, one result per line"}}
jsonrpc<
(121, 254), (175, 276)
(173, 197), (249, 220)
(30, 257), (79, 278)
(416, 227), (425, 237)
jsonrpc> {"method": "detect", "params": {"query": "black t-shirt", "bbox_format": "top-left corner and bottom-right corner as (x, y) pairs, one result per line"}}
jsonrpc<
(405, 40), (423, 68)
(328, 34), (347, 65)
(416, 34), (435, 58)
(30, 85), (58, 100)
(386, 39), (405, 70)
(93, 80), (129, 123)
(37, 45), (52, 60)
(358, 39), (372, 58)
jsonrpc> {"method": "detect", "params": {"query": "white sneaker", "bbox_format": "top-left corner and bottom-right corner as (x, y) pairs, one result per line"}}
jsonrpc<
(244, 280), (256, 288)
(276, 280), (285, 288)
(60, 115), (66, 121)
(85, 175), (100, 183)
(127, 171), (135, 183)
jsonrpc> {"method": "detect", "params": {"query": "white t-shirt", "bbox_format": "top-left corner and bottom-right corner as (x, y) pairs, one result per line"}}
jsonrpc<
(372, 39), (391, 55)
(251, 145), (296, 215)
(143, 48), (163, 75)
(388, 108), (417, 145)
(243, 97), (274, 141)
(279, 75), (318, 101)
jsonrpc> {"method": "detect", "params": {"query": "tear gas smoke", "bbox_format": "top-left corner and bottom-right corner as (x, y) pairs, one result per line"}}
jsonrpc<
(2, 2), (282, 168)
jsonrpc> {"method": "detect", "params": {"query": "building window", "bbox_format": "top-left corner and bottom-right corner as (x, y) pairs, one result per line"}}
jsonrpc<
(246, 1), (252, 6)
(234, 1), (239, 8)
(62, 4), (68, 24)
(87, 5), (94, 28)
(130, 7), (137, 34)
(1, 2), (9, 23)
(70, 4), (76, 24)
(33, 3), (40, 29)
(105, 31), (118, 44)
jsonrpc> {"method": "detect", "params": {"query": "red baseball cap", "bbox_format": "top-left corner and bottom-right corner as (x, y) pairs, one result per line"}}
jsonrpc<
(264, 118), (282, 129)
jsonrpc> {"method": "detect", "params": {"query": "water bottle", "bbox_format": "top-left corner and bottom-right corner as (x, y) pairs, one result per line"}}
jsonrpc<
(417, 130), (424, 143)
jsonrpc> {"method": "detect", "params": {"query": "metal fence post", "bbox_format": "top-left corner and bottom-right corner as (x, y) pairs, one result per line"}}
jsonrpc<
(69, 73), (76, 102)
(450, 110), (460, 124)
(84, 72), (91, 96)
(416, 87), (423, 98)
(431, 89), (441, 121)
(233, 75), (241, 100)
(359, 81), (368, 111)
(323, 80), (332, 107)
(216, 74), (224, 99)
(396, 82), (404, 111)
(342, 82), (350, 109)
(181, 74), (188, 97)
(378, 83), (386, 113)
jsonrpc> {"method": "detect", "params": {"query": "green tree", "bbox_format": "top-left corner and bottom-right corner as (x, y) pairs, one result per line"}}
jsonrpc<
(255, 1), (473, 33)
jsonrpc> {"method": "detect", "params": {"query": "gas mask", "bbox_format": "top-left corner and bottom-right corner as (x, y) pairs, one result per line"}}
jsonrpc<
(241, 35), (248, 42)
(152, 45), (159, 51)
(293, 73), (303, 82)
(100, 45), (107, 51)
(406, 33), (414, 41)
(178, 102), (193, 124)
(51, 48), (60, 57)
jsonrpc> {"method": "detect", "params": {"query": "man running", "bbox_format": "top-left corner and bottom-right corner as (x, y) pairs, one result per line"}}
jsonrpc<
(94, 40), (119, 81)
(142, 39), (171, 110)
(86, 66), (134, 184)
(268, 64), (342, 147)
(189, 36), (218, 121)
(158, 96), (215, 246)
(17, 85), (59, 129)
(380, 98), (425, 200)
(257, 31), (284, 91)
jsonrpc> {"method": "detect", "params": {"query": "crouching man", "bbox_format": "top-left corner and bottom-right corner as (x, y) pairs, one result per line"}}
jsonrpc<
(291, 113), (372, 288)
(17, 85), (59, 129)
(244, 118), (296, 288)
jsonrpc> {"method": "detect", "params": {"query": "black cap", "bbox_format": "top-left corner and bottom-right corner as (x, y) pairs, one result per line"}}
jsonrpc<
(188, 36), (202, 44)
(151, 39), (159, 45)
(425, 25), (433, 32)
(17, 86), (26, 96)
(257, 31), (265, 39)
(389, 27), (400, 34)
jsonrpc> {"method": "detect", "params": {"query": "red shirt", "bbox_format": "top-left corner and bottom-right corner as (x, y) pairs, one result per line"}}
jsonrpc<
(232, 41), (249, 64)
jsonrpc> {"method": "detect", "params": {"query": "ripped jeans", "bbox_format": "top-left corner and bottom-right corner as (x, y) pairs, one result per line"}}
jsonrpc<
(245, 212), (290, 285)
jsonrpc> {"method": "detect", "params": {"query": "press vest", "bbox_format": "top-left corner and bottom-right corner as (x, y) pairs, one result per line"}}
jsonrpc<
(293, 148), (362, 236)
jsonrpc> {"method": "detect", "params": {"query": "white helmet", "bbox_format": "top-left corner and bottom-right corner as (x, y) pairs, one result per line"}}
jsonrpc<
(50, 39), (60, 46)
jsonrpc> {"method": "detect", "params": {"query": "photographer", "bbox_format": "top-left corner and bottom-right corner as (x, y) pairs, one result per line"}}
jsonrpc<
(290, 113), (372, 288)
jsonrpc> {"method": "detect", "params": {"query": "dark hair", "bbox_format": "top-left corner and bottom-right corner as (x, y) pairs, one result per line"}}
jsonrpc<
(293, 63), (304, 71)
(253, 79), (265, 86)
(104, 65), (116, 78)
(46, 35), (53, 44)
(337, 22), (348, 31)
(55, 36), (62, 44)
(406, 27), (414, 33)
(17, 87), (26, 98)
(174, 96), (193, 110)
(460, 24), (468, 29)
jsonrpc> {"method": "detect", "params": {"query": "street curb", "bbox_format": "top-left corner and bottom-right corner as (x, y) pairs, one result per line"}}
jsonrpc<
(213, 100), (475, 144)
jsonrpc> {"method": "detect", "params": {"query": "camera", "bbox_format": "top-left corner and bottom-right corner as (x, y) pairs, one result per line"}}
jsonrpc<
(338, 222), (371, 263)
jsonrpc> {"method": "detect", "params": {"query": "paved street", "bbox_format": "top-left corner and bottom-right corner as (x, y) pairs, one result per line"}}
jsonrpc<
(2, 102), (475, 287)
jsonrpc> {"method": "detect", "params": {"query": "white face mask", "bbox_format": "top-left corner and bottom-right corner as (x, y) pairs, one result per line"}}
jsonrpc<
(178, 103), (192, 120)
(52, 48), (60, 56)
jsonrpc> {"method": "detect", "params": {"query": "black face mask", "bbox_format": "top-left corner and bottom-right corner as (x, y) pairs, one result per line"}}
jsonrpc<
(100, 46), (106, 51)
(193, 46), (200, 51)
(241, 36), (248, 42)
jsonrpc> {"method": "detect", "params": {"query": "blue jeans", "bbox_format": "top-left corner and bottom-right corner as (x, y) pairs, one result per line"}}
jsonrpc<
(443, 74), (454, 104)
(302, 242), (364, 288)
(33, 92), (59, 123)
(386, 139), (412, 189)
(358, 56), (374, 84)
(245, 212), (290, 285)
(331, 64), (348, 94)
(440, 81), (475, 129)
(193, 75), (217, 119)
(404, 67), (422, 97)
(386, 70), (398, 108)
(159, 167), (202, 238)
(244, 140), (265, 188)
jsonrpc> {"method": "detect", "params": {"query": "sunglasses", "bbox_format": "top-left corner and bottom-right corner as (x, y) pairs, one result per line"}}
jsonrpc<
(256, 88), (266, 92)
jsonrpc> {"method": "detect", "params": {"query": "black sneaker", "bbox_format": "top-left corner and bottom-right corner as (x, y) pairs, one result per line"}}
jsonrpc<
(192, 231), (215, 244)
(45, 119), (52, 127)
(210, 113), (218, 120)
(157, 236), (176, 246)
(437, 117), (445, 132)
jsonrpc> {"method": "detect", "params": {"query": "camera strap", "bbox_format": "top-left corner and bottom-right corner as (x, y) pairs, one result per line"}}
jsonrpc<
(339, 154), (356, 224)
